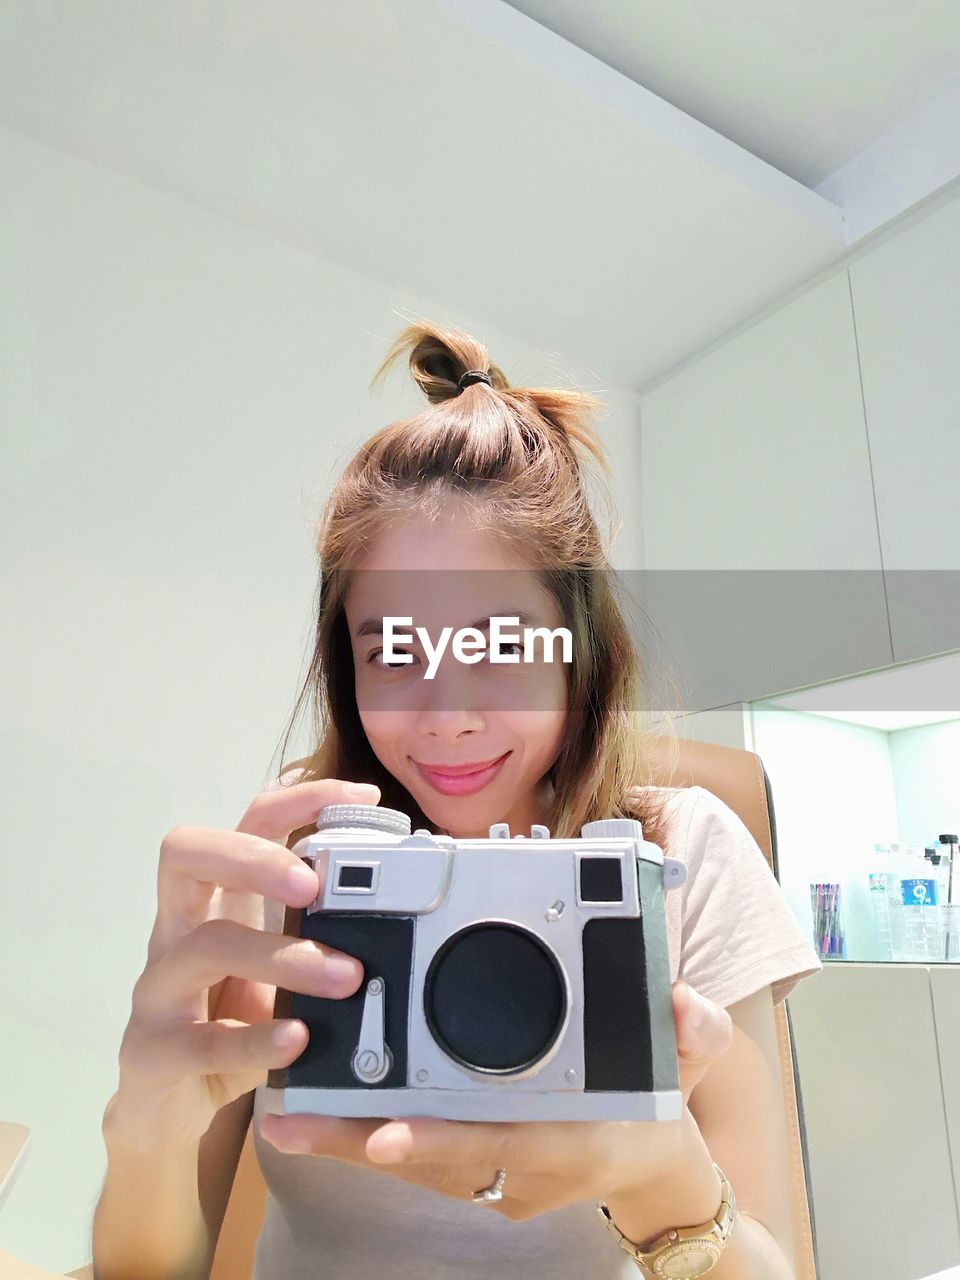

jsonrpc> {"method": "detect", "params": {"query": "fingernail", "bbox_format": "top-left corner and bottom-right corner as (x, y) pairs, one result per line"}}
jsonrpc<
(368, 1123), (412, 1163)
(346, 782), (380, 799)
(327, 956), (362, 986)
(260, 1119), (302, 1152)
(287, 862), (317, 896)
(274, 1135), (312, 1154)
(689, 986), (708, 1029)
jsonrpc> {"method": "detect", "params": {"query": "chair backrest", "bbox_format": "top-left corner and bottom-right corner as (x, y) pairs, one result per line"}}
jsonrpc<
(644, 734), (819, 1280)
(211, 737), (819, 1280)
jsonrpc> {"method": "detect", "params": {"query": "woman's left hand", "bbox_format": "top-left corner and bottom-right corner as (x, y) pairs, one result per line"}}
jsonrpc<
(259, 980), (732, 1222)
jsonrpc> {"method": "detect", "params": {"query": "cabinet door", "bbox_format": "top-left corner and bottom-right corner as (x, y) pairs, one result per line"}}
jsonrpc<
(638, 271), (889, 715)
(849, 193), (960, 663)
(931, 966), (960, 1237)
(789, 965), (960, 1280)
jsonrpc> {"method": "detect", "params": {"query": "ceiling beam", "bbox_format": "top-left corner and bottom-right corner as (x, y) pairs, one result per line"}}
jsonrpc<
(442, 0), (847, 241)
(815, 74), (960, 243)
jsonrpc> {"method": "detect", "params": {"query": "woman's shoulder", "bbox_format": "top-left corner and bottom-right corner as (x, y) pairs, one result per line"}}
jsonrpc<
(627, 783), (708, 830)
(627, 783), (758, 866)
(628, 782), (706, 803)
(628, 782), (752, 819)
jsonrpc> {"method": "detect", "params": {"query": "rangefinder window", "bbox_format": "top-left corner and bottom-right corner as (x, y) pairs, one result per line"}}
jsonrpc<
(578, 855), (625, 904)
(335, 863), (378, 891)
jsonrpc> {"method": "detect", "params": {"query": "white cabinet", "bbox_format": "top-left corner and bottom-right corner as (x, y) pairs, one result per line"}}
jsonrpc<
(933, 966), (960, 1209)
(638, 270), (889, 713)
(848, 194), (960, 661)
(788, 964), (960, 1280)
(750, 673), (960, 1277)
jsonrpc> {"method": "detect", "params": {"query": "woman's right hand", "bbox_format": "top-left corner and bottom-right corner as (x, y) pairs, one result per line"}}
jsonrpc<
(103, 777), (381, 1152)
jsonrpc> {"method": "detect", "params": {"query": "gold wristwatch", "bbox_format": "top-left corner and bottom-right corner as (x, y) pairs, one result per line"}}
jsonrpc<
(596, 1162), (736, 1278)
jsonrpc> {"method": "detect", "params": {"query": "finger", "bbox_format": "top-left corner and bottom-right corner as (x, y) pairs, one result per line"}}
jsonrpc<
(158, 824), (324, 905)
(361, 1115), (589, 1172)
(152, 779), (380, 958)
(259, 1113), (385, 1159)
(674, 982), (732, 1062)
(120, 1016), (310, 1090)
(257, 1114), (563, 1213)
(259, 1112), (505, 1171)
(237, 778), (382, 842)
(151, 827), (322, 960)
(257, 1114), (555, 1217)
(132, 917), (364, 1022)
(673, 982), (733, 1102)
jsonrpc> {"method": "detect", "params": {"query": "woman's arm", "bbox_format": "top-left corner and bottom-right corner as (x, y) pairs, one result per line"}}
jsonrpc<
(602, 984), (797, 1279)
(93, 1087), (254, 1280)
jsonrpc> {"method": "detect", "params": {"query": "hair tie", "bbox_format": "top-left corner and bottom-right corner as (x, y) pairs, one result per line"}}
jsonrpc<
(457, 369), (493, 393)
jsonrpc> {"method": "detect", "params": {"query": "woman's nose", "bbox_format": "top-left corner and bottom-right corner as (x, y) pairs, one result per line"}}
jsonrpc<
(412, 659), (487, 729)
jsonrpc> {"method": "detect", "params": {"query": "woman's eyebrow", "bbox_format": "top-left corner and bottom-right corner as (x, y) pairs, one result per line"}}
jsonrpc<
(353, 611), (544, 639)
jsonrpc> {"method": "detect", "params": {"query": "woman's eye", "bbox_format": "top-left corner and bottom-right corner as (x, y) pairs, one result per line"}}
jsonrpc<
(488, 641), (524, 661)
(365, 643), (525, 670)
(368, 649), (418, 670)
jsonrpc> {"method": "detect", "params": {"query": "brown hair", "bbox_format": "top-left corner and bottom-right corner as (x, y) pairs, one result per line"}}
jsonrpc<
(270, 320), (682, 854)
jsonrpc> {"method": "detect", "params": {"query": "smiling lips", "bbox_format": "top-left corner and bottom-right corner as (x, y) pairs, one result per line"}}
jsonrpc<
(413, 751), (512, 796)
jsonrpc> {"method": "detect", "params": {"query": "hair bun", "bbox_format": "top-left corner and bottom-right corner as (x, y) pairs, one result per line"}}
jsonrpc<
(366, 317), (617, 548)
(370, 320), (509, 405)
(457, 369), (493, 394)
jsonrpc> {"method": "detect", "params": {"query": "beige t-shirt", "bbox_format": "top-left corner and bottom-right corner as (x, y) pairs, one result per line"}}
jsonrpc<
(250, 774), (822, 1279)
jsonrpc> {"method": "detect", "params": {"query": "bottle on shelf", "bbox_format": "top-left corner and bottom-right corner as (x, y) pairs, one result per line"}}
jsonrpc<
(886, 842), (908, 960)
(868, 843), (895, 962)
(900, 843), (940, 961)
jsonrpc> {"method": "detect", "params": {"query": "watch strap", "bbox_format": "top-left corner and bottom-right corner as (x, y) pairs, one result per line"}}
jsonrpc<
(596, 1162), (736, 1276)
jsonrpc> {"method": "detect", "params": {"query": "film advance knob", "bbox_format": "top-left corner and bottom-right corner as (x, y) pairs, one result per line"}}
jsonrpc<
(580, 818), (644, 839)
(315, 804), (411, 837)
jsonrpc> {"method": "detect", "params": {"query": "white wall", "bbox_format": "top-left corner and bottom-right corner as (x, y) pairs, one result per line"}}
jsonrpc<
(0, 123), (643, 1272)
(749, 704), (900, 959)
(890, 720), (960, 849)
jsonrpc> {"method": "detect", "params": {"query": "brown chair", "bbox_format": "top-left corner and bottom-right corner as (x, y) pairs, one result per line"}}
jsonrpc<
(66, 738), (820, 1280)
(645, 735), (820, 1280)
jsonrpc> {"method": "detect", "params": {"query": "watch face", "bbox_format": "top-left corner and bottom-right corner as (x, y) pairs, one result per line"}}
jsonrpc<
(656, 1241), (720, 1278)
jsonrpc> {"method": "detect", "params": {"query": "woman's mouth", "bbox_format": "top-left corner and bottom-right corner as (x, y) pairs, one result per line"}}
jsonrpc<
(413, 751), (512, 796)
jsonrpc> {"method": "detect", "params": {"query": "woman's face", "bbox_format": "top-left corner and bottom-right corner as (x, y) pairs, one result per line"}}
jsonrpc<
(343, 504), (569, 838)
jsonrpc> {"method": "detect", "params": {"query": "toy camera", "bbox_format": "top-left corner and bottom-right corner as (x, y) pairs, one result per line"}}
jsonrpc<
(266, 803), (687, 1122)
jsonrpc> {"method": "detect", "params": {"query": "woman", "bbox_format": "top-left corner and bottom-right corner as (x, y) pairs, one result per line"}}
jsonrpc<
(94, 321), (822, 1280)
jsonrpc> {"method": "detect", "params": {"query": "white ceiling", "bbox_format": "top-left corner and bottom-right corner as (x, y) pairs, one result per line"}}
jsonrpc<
(1, 0), (957, 388)
(507, 0), (960, 187)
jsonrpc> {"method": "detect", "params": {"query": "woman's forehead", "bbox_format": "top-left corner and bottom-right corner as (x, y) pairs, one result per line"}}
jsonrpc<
(346, 508), (527, 572)
(344, 568), (559, 630)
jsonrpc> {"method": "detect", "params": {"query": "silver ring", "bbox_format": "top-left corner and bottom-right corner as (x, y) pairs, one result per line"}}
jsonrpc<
(471, 1167), (507, 1204)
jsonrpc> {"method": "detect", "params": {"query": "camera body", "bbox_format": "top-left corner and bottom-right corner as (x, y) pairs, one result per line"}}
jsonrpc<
(266, 803), (687, 1122)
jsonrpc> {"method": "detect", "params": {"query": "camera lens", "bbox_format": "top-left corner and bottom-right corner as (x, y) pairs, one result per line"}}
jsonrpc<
(423, 923), (566, 1072)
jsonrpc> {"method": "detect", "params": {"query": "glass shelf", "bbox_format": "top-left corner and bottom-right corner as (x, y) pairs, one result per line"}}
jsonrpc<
(747, 650), (960, 965)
